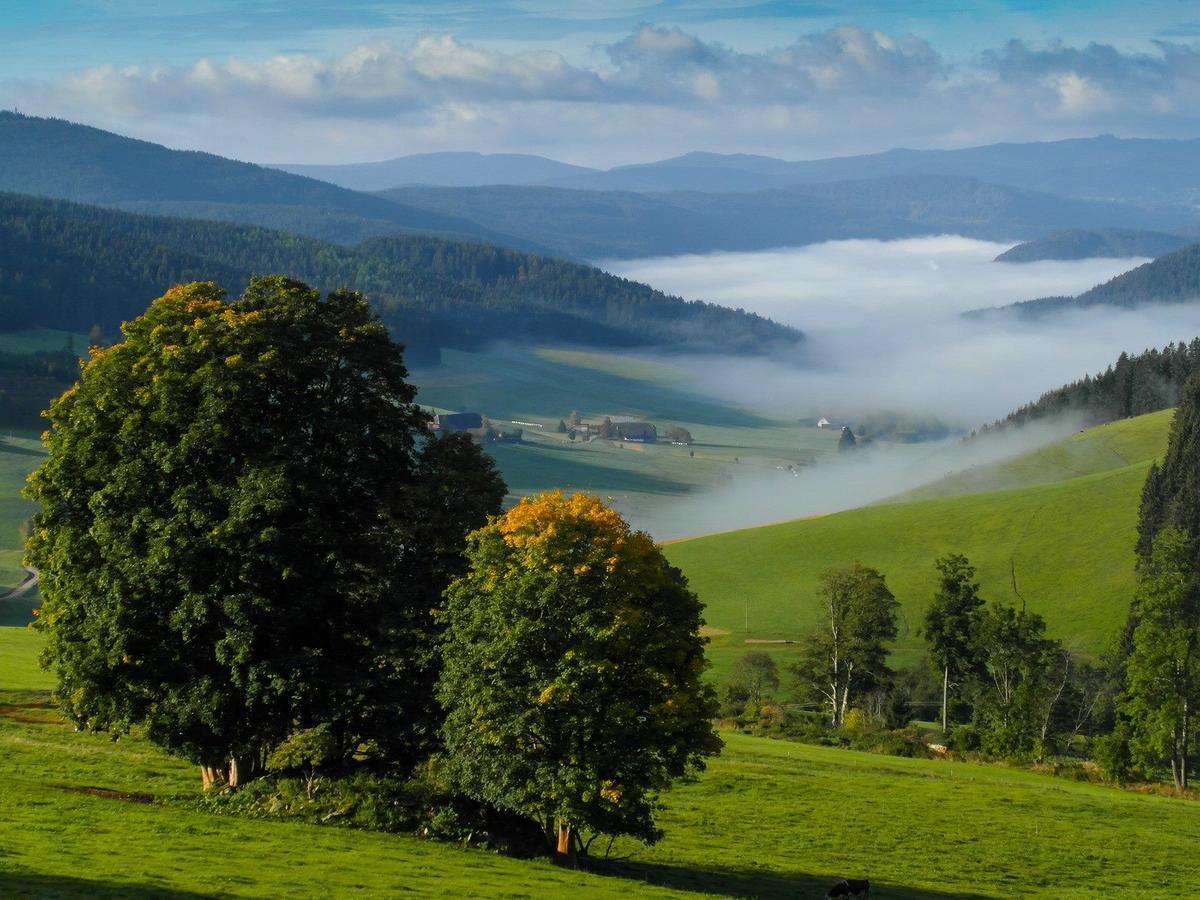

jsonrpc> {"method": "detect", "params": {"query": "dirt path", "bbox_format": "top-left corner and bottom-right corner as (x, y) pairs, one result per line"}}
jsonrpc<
(0, 567), (38, 603)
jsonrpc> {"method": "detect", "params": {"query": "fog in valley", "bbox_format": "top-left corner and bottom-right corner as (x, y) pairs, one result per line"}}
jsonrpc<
(603, 237), (1200, 538)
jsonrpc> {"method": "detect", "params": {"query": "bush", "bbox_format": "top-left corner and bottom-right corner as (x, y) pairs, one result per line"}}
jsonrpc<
(848, 725), (934, 759)
(779, 710), (840, 746)
(1094, 722), (1134, 784)
(946, 724), (981, 752)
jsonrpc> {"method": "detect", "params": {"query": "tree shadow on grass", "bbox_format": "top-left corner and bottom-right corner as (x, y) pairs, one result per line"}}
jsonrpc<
(0, 871), (212, 898)
(0, 438), (46, 458)
(592, 859), (991, 899)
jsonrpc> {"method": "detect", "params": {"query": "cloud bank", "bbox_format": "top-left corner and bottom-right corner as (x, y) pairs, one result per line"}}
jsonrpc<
(609, 237), (1200, 537)
(6, 26), (1199, 164)
(609, 237), (1200, 425)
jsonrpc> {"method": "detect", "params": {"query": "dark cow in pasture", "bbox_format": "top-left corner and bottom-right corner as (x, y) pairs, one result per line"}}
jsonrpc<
(825, 878), (869, 898)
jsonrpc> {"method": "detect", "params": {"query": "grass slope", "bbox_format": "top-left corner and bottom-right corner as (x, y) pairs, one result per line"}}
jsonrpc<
(3, 626), (1199, 897)
(668, 410), (1172, 680)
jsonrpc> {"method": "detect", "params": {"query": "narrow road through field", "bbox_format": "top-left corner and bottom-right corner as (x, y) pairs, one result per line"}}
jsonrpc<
(0, 567), (38, 602)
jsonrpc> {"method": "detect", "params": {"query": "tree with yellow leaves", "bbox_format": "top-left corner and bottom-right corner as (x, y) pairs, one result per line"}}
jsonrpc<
(438, 491), (720, 864)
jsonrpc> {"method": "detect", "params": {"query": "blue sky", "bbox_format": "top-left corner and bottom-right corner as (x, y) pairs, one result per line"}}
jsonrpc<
(2, 1), (1197, 164)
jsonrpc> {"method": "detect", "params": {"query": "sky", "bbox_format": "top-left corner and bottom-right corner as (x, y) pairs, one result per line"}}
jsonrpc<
(1, 1), (1198, 164)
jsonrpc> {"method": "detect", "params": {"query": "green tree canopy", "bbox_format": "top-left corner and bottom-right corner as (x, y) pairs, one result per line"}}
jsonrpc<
(1137, 373), (1200, 563)
(793, 563), (899, 728)
(924, 554), (986, 732)
(971, 603), (1067, 759)
(438, 490), (720, 861)
(26, 276), (504, 788)
(1123, 526), (1200, 790)
(729, 651), (781, 708)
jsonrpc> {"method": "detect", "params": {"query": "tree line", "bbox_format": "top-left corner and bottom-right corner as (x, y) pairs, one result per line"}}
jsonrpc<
(984, 339), (1200, 433)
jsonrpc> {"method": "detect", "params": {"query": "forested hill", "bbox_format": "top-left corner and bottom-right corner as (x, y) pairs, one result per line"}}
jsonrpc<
(996, 241), (1200, 316)
(983, 339), (1200, 433)
(0, 192), (800, 359)
(0, 112), (535, 249)
(994, 228), (1192, 263)
(379, 176), (1175, 260)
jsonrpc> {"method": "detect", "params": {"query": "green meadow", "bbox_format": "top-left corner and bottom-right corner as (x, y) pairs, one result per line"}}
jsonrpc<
(668, 410), (1172, 681)
(3, 625), (1199, 898)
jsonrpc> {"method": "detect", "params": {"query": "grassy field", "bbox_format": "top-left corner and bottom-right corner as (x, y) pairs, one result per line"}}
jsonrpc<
(412, 346), (840, 528)
(3, 624), (1199, 898)
(669, 410), (1172, 681)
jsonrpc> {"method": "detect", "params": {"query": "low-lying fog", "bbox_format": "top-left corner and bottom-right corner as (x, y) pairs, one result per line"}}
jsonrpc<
(600, 236), (1200, 538)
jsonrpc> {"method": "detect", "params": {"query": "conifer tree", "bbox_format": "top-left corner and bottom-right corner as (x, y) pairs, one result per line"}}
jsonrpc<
(1136, 373), (1200, 563)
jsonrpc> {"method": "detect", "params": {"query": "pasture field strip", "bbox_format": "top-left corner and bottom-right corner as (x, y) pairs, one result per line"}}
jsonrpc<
(668, 449), (1155, 659)
(533, 347), (690, 385)
(4, 627), (1199, 898)
(411, 346), (829, 448)
(0, 328), (89, 355)
(902, 409), (1171, 501)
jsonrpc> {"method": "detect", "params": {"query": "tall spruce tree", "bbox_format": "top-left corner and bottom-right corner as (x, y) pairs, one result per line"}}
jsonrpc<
(1137, 373), (1200, 563)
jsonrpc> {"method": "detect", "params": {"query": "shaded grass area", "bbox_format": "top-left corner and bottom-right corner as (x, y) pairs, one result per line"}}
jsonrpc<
(670, 411), (1172, 677)
(4, 626), (1199, 897)
(0, 328), (88, 355)
(412, 346), (778, 430)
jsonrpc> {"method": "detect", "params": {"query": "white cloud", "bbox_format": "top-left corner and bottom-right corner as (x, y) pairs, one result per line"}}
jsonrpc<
(4, 26), (1199, 163)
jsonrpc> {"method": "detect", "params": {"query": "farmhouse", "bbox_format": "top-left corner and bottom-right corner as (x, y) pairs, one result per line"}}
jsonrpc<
(432, 412), (483, 433)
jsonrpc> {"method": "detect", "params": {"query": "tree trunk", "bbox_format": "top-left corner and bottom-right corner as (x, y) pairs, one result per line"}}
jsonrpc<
(200, 754), (257, 790)
(1182, 697), (1190, 791)
(942, 665), (949, 733)
(556, 822), (577, 867)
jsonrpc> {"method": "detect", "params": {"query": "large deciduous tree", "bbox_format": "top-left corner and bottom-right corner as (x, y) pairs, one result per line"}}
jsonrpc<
(26, 277), (504, 788)
(794, 564), (899, 728)
(924, 554), (985, 733)
(438, 491), (720, 863)
(971, 603), (1064, 758)
(1123, 527), (1200, 790)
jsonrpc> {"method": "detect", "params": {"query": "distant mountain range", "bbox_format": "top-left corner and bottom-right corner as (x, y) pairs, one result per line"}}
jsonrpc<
(278, 137), (1200, 210)
(995, 229), (1193, 263)
(5, 113), (1198, 261)
(379, 177), (1186, 260)
(273, 152), (596, 191)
